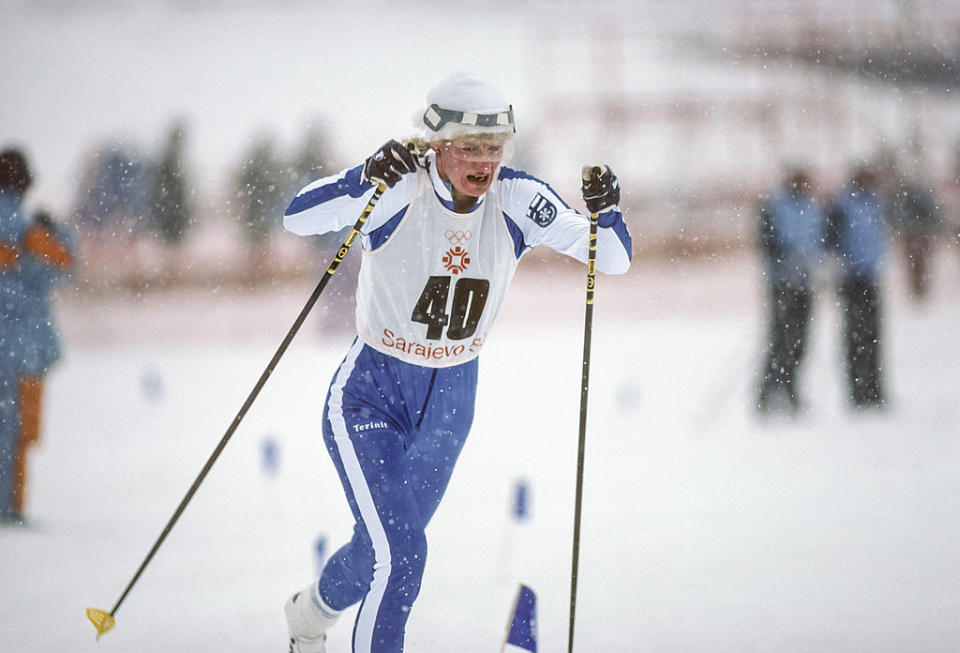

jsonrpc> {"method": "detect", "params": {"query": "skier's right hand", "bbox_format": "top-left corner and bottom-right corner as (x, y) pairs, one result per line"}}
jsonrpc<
(362, 139), (418, 188)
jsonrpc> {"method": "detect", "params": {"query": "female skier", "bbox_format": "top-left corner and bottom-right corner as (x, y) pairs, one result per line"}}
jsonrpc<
(282, 73), (632, 653)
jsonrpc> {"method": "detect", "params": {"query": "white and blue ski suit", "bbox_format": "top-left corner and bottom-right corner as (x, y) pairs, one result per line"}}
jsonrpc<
(283, 150), (632, 652)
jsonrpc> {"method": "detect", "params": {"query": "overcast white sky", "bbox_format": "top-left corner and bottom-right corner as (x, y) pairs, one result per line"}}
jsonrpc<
(3, 0), (958, 213)
(1, 1), (556, 211)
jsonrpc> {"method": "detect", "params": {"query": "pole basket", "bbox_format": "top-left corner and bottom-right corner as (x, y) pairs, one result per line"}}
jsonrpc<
(86, 607), (116, 639)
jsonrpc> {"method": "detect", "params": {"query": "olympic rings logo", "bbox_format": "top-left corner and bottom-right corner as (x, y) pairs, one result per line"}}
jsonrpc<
(444, 229), (472, 246)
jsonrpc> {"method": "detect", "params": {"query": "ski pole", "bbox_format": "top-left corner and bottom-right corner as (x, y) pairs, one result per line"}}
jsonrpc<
(568, 166), (601, 653)
(86, 183), (387, 639)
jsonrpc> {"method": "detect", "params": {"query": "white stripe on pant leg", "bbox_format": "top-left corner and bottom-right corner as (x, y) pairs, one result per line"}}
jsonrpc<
(329, 340), (392, 653)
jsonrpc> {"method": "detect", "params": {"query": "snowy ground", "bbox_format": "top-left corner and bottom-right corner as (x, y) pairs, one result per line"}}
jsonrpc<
(2, 249), (959, 652)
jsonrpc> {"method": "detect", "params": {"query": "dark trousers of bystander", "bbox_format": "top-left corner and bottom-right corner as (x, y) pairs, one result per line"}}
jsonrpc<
(758, 285), (812, 413)
(839, 277), (885, 408)
(0, 374), (21, 522)
(902, 233), (935, 299)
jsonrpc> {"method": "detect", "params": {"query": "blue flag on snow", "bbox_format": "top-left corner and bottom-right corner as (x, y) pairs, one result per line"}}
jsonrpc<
(502, 584), (537, 652)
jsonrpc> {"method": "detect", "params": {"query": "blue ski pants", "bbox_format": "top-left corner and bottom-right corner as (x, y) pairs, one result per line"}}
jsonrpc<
(0, 373), (20, 520)
(318, 338), (478, 653)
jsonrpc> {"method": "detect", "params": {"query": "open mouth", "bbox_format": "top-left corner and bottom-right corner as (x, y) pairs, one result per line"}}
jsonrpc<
(466, 174), (489, 184)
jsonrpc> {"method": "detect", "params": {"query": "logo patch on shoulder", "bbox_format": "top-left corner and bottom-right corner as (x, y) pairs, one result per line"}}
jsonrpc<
(526, 193), (557, 227)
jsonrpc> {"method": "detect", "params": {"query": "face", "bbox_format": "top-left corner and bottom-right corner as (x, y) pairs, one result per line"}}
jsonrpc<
(854, 168), (877, 190)
(434, 135), (508, 199)
(788, 172), (811, 195)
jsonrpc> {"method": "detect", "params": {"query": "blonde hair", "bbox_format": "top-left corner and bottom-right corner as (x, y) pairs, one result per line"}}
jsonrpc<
(407, 131), (511, 150)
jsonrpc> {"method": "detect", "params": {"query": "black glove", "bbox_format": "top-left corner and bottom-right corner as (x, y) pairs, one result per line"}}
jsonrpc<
(581, 164), (620, 214)
(362, 140), (418, 188)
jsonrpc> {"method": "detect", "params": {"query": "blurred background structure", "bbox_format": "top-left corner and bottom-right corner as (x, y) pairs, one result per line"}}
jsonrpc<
(2, 0), (959, 293)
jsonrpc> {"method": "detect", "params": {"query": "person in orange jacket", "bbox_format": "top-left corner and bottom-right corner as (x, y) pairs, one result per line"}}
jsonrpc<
(17, 207), (74, 516)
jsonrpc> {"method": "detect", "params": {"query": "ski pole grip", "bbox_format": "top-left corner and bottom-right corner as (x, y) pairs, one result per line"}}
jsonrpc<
(581, 165), (603, 184)
(404, 140), (429, 168)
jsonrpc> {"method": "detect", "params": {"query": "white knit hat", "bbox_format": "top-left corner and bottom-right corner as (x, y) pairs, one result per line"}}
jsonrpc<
(419, 72), (515, 141)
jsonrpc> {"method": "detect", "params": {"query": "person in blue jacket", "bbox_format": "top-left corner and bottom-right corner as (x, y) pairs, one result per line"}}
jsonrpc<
(828, 164), (888, 409)
(1, 148), (35, 524)
(756, 166), (828, 413)
(16, 206), (73, 515)
(280, 73), (631, 653)
(0, 148), (73, 525)
(887, 174), (941, 301)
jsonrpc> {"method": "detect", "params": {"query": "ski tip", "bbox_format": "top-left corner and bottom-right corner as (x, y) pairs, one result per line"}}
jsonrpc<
(86, 607), (116, 639)
(503, 584), (537, 652)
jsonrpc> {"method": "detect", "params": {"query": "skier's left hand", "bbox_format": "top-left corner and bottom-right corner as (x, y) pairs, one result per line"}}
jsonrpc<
(581, 164), (620, 214)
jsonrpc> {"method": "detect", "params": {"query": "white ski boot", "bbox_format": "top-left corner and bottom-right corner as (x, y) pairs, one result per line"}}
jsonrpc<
(285, 582), (341, 653)
(288, 633), (326, 653)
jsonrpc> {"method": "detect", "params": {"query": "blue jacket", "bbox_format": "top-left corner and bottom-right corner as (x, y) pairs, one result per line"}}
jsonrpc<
(19, 220), (74, 375)
(0, 190), (31, 375)
(758, 190), (827, 289)
(0, 191), (74, 376)
(829, 185), (887, 280)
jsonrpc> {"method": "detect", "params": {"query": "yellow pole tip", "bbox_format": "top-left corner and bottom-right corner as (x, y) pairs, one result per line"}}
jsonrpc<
(86, 607), (116, 639)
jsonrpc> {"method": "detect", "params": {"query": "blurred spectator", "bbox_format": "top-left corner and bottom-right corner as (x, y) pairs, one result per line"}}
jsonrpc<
(17, 207), (74, 517)
(1, 148), (34, 524)
(887, 176), (941, 300)
(828, 164), (888, 410)
(0, 148), (74, 525)
(755, 166), (827, 414)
